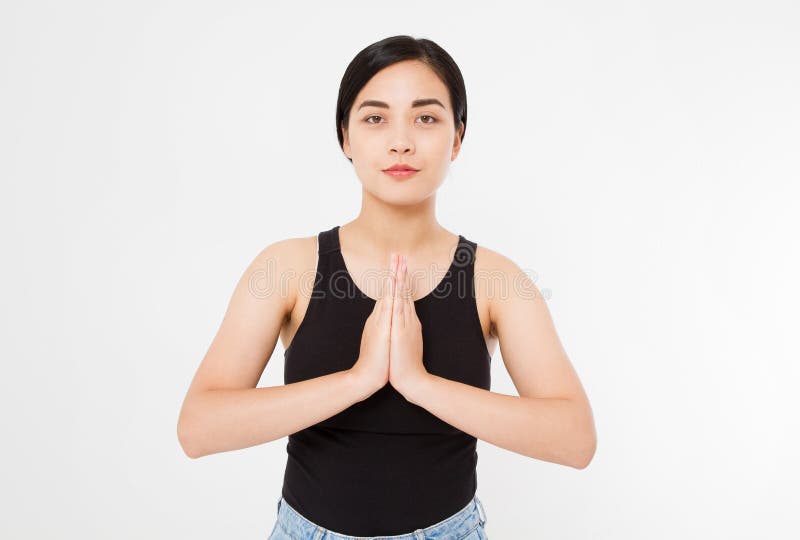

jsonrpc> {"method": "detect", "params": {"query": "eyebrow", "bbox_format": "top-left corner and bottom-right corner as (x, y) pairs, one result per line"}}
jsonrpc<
(357, 98), (446, 111)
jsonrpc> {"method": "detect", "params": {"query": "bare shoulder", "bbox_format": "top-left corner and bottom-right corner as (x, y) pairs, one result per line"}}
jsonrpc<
(473, 242), (530, 279)
(473, 243), (542, 337)
(180, 233), (318, 397)
(247, 233), (318, 316)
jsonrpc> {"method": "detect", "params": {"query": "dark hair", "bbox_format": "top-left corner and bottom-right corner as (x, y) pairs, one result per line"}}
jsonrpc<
(335, 35), (467, 163)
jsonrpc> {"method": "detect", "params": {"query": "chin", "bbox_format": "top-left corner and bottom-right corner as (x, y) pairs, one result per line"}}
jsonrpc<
(378, 187), (436, 207)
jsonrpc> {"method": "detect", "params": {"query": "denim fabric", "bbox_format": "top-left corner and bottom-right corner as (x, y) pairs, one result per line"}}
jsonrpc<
(267, 495), (488, 540)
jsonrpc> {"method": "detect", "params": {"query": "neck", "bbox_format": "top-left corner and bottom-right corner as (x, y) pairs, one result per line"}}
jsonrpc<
(343, 189), (447, 254)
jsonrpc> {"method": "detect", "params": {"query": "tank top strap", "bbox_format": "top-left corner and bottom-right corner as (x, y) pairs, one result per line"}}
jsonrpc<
(452, 235), (477, 271)
(442, 234), (476, 302)
(318, 225), (342, 255)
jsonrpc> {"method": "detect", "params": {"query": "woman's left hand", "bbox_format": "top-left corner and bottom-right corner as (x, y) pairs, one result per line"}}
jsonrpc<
(389, 255), (428, 397)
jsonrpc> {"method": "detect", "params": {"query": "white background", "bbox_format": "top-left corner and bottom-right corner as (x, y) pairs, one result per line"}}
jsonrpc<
(2, 1), (798, 538)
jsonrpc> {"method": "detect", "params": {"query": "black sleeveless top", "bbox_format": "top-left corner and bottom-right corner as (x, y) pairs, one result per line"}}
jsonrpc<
(279, 225), (491, 536)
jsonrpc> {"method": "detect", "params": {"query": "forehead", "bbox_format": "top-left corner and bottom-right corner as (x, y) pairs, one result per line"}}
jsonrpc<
(355, 60), (450, 109)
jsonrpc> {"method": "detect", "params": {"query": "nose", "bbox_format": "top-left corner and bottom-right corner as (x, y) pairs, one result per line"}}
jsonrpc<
(388, 128), (415, 155)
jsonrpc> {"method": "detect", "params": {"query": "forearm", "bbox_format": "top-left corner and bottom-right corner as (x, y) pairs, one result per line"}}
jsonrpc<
(178, 369), (369, 458)
(405, 374), (596, 468)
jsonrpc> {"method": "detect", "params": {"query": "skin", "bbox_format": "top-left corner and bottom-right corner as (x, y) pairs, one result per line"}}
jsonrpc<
(177, 59), (597, 469)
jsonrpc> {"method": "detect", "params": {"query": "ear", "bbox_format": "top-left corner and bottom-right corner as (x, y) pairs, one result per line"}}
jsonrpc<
(451, 123), (464, 161)
(342, 125), (350, 159)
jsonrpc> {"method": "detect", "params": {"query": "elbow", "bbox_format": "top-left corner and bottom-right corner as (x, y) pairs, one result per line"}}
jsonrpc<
(177, 418), (199, 459)
(570, 399), (596, 469)
(573, 448), (595, 470)
(572, 431), (597, 470)
(177, 408), (206, 459)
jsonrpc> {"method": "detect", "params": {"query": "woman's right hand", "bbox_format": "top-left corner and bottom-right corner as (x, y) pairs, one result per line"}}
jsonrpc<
(349, 253), (398, 399)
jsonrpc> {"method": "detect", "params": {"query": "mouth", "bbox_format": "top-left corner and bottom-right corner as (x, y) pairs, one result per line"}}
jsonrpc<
(383, 169), (419, 179)
(382, 165), (419, 179)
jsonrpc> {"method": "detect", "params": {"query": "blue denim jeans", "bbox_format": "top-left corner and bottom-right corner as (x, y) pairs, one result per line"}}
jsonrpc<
(267, 494), (488, 539)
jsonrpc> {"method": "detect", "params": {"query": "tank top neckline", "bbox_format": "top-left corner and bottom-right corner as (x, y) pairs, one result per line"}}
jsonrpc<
(333, 225), (466, 305)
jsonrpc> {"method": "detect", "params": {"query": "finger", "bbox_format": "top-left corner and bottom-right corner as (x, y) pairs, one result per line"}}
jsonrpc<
(399, 256), (412, 322)
(388, 253), (399, 326)
(394, 255), (406, 329)
(401, 256), (413, 323)
(378, 253), (396, 321)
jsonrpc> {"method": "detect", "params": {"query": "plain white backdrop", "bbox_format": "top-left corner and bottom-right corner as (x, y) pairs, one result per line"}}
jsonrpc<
(2, 1), (798, 538)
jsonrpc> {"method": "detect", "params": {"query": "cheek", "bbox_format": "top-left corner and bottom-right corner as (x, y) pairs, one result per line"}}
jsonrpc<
(422, 130), (454, 152)
(430, 137), (455, 161)
(348, 129), (383, 156)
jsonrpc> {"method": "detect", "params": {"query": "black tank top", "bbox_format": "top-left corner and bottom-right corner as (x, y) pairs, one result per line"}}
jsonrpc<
(279, 225), (491, 536)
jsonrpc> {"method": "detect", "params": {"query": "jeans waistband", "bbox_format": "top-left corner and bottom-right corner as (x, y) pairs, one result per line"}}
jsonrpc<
(273, 494), (487, 539)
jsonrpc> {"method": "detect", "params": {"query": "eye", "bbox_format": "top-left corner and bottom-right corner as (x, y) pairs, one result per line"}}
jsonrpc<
(364, 115), (383, 124)
(418, 114), (437, 124)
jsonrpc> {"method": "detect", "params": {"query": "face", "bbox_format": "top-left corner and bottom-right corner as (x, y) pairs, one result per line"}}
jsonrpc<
(342, 59), (463, 205)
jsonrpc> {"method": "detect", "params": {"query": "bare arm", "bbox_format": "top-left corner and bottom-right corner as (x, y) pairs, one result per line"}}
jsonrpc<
(178, 372), (368, 459)
(404, 247), (596, 469)
(176, 238), (370, 459)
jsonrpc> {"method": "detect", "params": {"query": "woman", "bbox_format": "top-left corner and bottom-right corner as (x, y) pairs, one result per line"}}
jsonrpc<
(178, 35), (596, 539)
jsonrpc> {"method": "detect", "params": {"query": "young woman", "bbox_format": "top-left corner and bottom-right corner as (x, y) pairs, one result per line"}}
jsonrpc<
(178, 35), (596, 539)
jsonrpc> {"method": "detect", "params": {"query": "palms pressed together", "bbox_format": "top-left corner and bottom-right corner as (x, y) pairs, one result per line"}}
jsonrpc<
(353, 253), (428, 399)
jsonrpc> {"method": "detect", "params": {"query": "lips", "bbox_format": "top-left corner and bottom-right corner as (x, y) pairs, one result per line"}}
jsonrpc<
(384, 164), (419, 172)
(383, 166), (419, 179)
